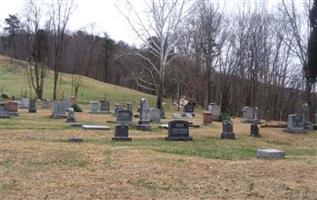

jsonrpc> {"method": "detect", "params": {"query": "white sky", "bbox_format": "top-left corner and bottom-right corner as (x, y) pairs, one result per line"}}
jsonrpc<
(0, 0), (304, 45)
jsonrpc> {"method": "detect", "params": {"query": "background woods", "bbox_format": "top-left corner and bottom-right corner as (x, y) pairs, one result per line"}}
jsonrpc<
(0, 0), (316, 121)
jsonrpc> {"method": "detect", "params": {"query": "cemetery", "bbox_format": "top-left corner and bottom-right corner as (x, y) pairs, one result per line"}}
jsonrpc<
(1, 0), (317, 199)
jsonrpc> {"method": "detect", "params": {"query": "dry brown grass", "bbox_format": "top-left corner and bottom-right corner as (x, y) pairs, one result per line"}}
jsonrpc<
(1, 109), (317, 199)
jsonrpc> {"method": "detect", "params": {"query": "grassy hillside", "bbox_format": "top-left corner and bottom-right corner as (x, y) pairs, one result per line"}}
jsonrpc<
(0, 55), (158, 105)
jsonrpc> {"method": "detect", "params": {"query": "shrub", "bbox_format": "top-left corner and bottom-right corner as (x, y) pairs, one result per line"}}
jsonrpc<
(72, 103), (82, 112)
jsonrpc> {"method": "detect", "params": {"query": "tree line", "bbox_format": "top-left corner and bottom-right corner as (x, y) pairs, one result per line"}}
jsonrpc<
(0, 0), (316, 121)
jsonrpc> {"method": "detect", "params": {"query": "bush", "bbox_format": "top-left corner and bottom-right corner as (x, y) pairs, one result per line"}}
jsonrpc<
(1, 93), (9, 99)
(72, 103), (83, 112)
(220, 113), (231, 122)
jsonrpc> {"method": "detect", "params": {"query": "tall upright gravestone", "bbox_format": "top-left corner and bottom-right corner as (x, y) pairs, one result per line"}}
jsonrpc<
(138, 98), (151, 130)
(28, 100), (37, 113)
(220, 120), (235, 139)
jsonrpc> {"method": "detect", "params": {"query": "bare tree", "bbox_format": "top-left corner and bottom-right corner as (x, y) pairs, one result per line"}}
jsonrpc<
(49, 0), (75, 100)
(119, 0), (188, 109)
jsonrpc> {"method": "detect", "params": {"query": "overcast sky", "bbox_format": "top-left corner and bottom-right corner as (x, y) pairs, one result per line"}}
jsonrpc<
(0, 0), (298, 45)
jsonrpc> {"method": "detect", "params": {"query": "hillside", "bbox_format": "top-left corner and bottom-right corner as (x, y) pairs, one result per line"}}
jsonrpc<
(0, 55), (157, 105)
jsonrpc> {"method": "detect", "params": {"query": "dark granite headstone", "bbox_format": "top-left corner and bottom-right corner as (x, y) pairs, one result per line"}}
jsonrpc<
(117, 110), (133, 125)
(0, 103), (10, 118)
(90, 101), (99, 113)
(138, 98), (151, 130)
(250, 123), (261, 137)
(221, 120), (235, 139)
(165, 120), (192, 141)
(100, 100), (110, 112)
(28, 100), (37, 113)
(112, 124), (132, 141)
(66, 108), (76, 122)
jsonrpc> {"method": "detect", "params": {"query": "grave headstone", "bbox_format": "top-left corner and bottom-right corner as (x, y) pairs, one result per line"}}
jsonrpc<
(256, 148), (285, 159)
(51, 101), (67, 118)
(285, 114), (306, 133)
(250, 123), (261, 137)
(149, 107), (161, 123)
(127, 102), (133, 112)
(112, 124), (132, 141)
(183, 103), (194, 117)
(28, 100), (37, 113)
(5, 101), (19, 116)
(42, 100), (50, 109)
(90, 101), (99, 113)
(114, 103), (122, 114)
(302, 103), (313, 130)
(66, 108), (76, 123)
(0, 103), (10, 118)
(208, 103), (221, 121)
(138, 98), (151, 130)
(165, 120), (192, 141)
(241, 106), (259, 123)
(20, 97), (30, 109)
(100, 100), (110, 113)
(220, 120), (235, 139)
(117, 110), (133, 125)
(203, 111), (212, 125)
(160, 110), (166, 119)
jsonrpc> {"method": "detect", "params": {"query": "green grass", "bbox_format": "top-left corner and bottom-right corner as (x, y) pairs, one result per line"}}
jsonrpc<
(0, 56), (157, 105)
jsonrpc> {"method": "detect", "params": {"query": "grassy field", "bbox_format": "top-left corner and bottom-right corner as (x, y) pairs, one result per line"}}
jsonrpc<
(0, 108), (316, 200)
(0, 55), (157, 106)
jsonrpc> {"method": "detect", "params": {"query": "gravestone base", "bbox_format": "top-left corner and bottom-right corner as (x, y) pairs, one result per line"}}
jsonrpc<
(66, 118), (76, 123)
(256, 148), (285, 159)
(51, 114), (67, 119)
(112, 137), (132, 141)
(313, 124), (317, 130)
(28, 109), (37, 113)
(68, 137), (83, 143)
(0, 112), (11, 118)
(221, 132), (236, 139)
(283, 128), (307, 134)
(165, 136), (193, 141)
(138, 121), (151, 131)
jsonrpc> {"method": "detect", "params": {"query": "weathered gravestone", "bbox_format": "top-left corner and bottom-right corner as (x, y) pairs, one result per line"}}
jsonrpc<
(127, 102), (133, 112)
(42, 100), (50, 109)
(28, 100), (37, 113)
(149, 107), (161, 123)
(220, 120), (235, 139)
(117, 110), (133, 125)
(203, 111), (212, 125)
(5, 101), (19, 116)
(0, 103), (10, 118)
(138, 98), (151, 130)
(250, 123), (261, 137)
(20, 97), (30, 109)
(241, 106), (259, 123)
(302, 103), (313, 130)
(256, 148), (285, 159)
(100, 100), (110, 113)
(89, 101), (99, 113)
(66, 108), (76, 123)
(165, 120), (192, 141)
(51, 101), (67, 118)
(172, 113), (182, 119)
(285, 114), (306, 133)
(112, 124), (132, 141)
(183, 103), (194, 117)
(114, 103), (122, 114)
(208, 103), (221, 121)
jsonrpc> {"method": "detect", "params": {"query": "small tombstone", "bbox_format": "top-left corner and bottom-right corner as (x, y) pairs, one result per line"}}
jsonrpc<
(117, 110), (133, 125)
(172, 113), (182, 119)
(20, 97), (30, 109)
(220, 120), (235, 139)
(28, 100), (37, 113)
(112, 124), (132, 141)
(138, 98), (151, 130)
(165, 120), (192, 141)
(68, 136), (83, 143)
(250, 123), (261, 137)
(5, 101), (19, 116)
(241, 106), (259, 123)
(127, 102), (133, 112)
(160, 110), (166, 119)
(42, 100), (50, 109)
(285, 114), (306, 133)
(66, 108), (76, 123)
(183, 103), (194, 117)
(114, 103), (122, 114)
(51, 101), (67, 118)
(100, 100), (110, 112)
(203, 111), (212, 125)
(0, 103), (10, 118)
(208, 103), (221, 121)
(149, 107), (161, 123)
(256, 148), (285, 159)
(89, 101), (99, 113)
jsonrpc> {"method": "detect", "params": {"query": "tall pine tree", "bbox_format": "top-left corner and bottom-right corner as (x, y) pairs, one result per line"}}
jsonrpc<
(307, 0), (317, 84)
